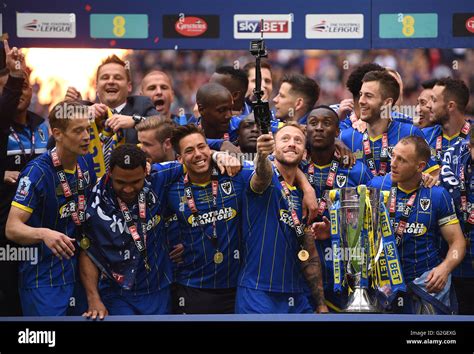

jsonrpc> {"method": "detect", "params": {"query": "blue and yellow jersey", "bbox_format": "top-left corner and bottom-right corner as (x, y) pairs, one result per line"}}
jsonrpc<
(391, 110), (413, 124)
(163, 212), (184, 282)
(330, 104), (413, 132)
(440, 140), (474, 277)
(6, 117), (49, 169)
(369, 174), (459, 282)
(238, 167), (308, 294)
(423, 124), (470, 164)
(1, 112), (50, 231)
(11, 151), (97, 289)
(84, 162), (183, 295)
(166, 162), (254, 289)
(301, 159), (373, 198)
(340, 120), (438, 175)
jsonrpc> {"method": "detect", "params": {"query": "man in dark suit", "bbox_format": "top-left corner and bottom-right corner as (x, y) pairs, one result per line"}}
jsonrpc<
(65, 55), (159, 144)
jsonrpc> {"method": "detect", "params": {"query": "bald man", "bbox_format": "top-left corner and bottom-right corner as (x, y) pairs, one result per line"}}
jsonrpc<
(140, 70), (175, 120)
(196, 83), (233, 140)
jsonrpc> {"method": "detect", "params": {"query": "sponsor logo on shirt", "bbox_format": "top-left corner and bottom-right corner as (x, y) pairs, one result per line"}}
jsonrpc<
(188, 207), (237, 227)
(392, 222), (427, 236)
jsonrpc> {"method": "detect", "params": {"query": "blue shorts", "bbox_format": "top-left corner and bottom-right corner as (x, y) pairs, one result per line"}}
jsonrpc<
(20, 284), (74, 316)
(67, 280), (88, 316)
(100, 286), (171, 315)
(235, 286), (313, 314)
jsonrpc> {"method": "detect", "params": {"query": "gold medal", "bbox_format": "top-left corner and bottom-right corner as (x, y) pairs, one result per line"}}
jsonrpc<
(298, 249), (309, 262)
(214, 251), (224, 264)
(80, 237), (90, 250)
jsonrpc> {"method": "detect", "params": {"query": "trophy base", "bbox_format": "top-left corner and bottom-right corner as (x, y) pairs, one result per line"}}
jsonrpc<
(343, 287), (379, 313)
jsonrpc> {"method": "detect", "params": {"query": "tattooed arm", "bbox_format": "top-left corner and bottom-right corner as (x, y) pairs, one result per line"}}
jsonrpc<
(301, 230), (329, 313)
(250, 134), (275, 194)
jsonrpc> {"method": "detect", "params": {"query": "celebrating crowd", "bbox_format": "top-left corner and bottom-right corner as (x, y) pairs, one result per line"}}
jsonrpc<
(0, 40), (473, 318)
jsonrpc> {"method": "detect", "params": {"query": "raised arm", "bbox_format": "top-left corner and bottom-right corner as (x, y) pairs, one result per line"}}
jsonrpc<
(250, 133), (274, 194)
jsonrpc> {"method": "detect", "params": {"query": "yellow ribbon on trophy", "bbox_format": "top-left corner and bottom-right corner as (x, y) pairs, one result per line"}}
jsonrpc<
(374, 191), (392, 290)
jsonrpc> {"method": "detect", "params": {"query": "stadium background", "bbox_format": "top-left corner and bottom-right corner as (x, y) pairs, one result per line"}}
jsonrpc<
(4, 0), (474, 119)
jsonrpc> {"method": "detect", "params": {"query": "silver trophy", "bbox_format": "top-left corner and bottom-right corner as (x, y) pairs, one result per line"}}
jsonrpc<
(327, 186), (383, 312)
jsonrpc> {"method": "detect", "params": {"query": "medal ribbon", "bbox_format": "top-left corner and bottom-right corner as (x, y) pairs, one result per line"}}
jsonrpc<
(363, 131), (389, 176)
(435, 121), (470, 164)
(183, 168), (220, 253)
(274, 167), (307, 257)
(389, 184), (418, 245)
(117, 190), (151, 272)
(10, 126), (36, 161)
(50, 148), (86, 243)
(307, 158), (340, 215)
(459, 165), (473, 250)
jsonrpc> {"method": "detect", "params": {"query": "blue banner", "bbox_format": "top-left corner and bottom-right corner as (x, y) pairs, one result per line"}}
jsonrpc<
(2, 0), (474, 49)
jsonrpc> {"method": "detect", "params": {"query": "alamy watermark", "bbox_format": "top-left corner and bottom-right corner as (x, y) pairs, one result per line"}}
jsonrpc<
(18, 328), (56, 347)
(53, 103), (95, 120)
(0, 245), (38, 265)
(380, 104), (418, 120)
(324, 246), (366, 262)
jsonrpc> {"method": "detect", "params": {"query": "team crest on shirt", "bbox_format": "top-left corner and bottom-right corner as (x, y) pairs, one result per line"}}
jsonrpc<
(83, 171), (90, 185)
(38, 128), (46, 142)
(221, 181), (233, 195)
(15, 176), (31, 201)
(336, 175), (347, 188)
(420, 198), (431, 211)
(388, 146), (394, 157)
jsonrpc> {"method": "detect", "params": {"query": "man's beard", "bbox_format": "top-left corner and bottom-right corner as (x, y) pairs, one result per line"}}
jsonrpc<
(276, 154), (301, 167)
(431, 111), (449, 124)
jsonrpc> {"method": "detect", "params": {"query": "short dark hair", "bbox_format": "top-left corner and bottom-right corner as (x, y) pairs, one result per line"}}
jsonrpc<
(96, 54), (131, 82)
(215, 66), (249, 93)
(171, 124), (207, 155)
(281, 74), (320, 113)
(135, 116), (176, 143)
(243, 61), (272, 75)
(398, 136), (431, 163)
(346, 63), (385, 99)
(362, 70), (400, 103)
(48, 100), (91, 131)
(421, 79), (437, 90)
(308, 105), (339, 126)
(435, 77), (470, 113)
(110, 144), (147, 171)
